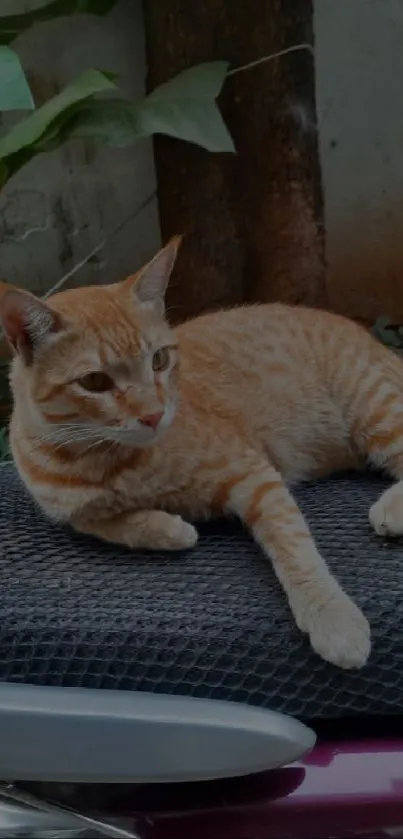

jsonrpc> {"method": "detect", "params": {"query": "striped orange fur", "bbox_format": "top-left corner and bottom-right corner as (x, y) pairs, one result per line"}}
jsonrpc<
(3, 238), (403, 669)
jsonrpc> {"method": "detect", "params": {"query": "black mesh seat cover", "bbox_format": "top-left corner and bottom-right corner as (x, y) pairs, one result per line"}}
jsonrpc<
(0, 463), (402, 720)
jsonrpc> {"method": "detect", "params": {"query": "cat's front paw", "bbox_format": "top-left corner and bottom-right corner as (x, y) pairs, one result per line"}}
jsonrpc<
(292, 590), (371, 669)
(136, 512), (198, 551)
(163, 515), (198, 551)
(369, 483), (403, 537)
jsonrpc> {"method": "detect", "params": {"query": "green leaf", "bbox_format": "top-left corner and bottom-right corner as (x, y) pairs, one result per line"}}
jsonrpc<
(67, 62), (235, 153)
(149, 61), (230, 103)
(0, 68), (115, 177)
(67, 98), (147, 146)
(0, 0), (121, 45)
(0, 46), (34, 111)
(373, 315), (391, 332)
(372, 315), (392, 343)
(138, 62), (235, 152)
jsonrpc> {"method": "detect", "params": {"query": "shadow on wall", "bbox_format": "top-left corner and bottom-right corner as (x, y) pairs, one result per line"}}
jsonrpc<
(325, 198), (403, 326)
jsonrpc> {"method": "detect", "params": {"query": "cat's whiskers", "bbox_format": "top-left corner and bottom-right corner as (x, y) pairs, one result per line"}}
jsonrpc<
(40, 421), (105, 441)
(41, 430), (98, 447)
(22, 436), (95, 458)
(51, 436), (103, 455)
(29, 420), (137, 456)
(37, 424), (95, 441)
(73, 437), (120, 459)
(22, 425), (105, 457)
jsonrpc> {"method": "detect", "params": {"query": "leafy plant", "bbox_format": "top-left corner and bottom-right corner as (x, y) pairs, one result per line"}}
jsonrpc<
(373, 316), (403, 355)
(0, 67), (116, 184)
(0, 60), (233, 190)
(57, 62), (234, 153)
(0, 3), (234, 190)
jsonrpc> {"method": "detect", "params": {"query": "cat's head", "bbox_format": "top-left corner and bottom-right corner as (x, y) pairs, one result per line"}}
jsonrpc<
(0, 237), (181, 448)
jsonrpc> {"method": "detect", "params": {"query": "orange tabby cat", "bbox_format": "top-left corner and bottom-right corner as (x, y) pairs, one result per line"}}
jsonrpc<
(2, 238), (402, 670)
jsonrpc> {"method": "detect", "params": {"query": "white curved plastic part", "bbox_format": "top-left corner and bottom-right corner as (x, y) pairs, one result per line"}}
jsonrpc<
(0, 682), (315, 783)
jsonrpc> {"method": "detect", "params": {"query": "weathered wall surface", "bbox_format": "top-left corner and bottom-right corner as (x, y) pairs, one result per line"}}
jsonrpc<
(315, 0), (403, 324)
(0, 0), (160, 297)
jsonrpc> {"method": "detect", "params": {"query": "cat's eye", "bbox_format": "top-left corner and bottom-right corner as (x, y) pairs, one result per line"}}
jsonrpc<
(152, 347), (170, 372)
(77, 371), (114, 393)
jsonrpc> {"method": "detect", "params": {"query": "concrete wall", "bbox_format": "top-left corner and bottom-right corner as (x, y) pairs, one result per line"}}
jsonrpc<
(0, 0), (160, 296)
(314, 0), (403, 323)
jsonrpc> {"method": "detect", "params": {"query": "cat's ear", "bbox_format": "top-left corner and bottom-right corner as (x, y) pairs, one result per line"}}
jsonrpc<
(128, 236), (182, 312)
(0, 285), (64, 364)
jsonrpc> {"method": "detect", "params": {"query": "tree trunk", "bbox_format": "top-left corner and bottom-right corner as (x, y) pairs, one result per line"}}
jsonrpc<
(144, 0), (326, 322)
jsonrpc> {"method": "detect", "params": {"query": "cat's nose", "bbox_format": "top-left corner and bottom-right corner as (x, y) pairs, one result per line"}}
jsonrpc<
(139, 411), (164, 430)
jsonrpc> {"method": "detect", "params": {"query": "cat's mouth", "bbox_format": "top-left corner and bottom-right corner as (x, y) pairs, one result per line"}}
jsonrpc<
(102, 405), (175, 446)
(107, 426), (160, 445)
